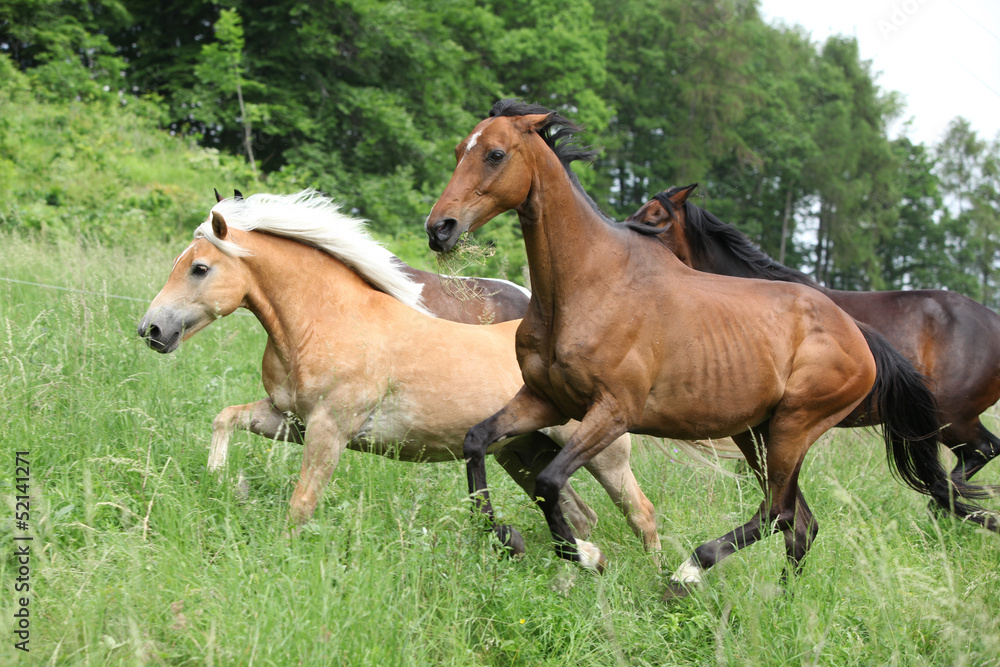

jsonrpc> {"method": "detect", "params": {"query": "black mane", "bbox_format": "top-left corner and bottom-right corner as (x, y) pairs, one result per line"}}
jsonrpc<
(679, 201), (817, 286)
(489, 99), (601, 165)
(489, 99), (612, 222)
(627, 187), (817, 285)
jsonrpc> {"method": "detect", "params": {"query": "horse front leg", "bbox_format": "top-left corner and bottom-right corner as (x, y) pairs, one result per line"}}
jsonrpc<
(532, 399), (630, 573)
(287, 413), (346, 526)
(464, 385), (567, 557)
(584, 434), (662, 565)
(493, 432), (600, 540)
(208, 398), (303, 472)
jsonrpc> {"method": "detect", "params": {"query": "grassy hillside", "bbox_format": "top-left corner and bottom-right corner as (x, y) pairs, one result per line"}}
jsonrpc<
(0, 58), (258, 245)
(1, 231), (998, 666)
(0, 57), (527, 283)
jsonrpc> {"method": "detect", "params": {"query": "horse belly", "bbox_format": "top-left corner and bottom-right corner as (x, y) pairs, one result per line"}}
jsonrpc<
(348, 397), (467, 463)
(637, 382), (774, 440)
(637, 340), (785, 439)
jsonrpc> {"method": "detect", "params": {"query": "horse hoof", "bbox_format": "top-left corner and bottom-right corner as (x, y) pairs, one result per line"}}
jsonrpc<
(662, 580), (696, 601)
(574, 539), (608, 574)
(497, 525), (526, 558)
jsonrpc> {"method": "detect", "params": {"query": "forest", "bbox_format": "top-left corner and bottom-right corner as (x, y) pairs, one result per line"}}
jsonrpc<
(3, 0), (1000, 302)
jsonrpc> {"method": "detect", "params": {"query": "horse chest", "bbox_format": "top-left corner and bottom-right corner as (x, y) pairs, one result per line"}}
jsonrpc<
(516, 332), (608, 418)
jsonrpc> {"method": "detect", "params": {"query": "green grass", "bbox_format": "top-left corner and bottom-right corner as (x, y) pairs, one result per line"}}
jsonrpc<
(1, 235), (999, 666)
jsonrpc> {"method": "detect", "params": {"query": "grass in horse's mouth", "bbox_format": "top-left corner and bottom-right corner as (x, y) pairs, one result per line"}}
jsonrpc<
(433, 232), (495, 274)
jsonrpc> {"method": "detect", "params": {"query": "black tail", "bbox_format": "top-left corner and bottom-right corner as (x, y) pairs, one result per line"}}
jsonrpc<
(859, 323), (999, 531)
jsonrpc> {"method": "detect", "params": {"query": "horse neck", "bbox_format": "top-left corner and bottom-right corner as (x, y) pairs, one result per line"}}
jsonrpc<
(238, 232), (375, 358)
(517, 152), (630, 314)
(691, 228), (828, 293)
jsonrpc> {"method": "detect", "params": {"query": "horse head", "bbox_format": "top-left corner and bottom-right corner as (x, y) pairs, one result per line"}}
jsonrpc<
(623, 184), (698, 266)
(426, 110), (563, 252)
(137, 207), (248, 353)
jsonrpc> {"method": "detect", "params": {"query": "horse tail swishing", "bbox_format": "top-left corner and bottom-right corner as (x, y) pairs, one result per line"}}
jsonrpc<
(858, 324), (1000, 530)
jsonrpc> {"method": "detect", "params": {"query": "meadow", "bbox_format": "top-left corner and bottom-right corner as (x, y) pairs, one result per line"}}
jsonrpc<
(1, 233), (999, 666)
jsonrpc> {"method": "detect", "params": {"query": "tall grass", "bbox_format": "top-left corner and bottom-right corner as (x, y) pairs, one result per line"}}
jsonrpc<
(1, 234), (998, 666)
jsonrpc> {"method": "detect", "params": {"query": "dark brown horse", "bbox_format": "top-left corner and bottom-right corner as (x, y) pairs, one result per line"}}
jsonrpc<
(215, 189), (530, 325)
(626, 185), (1000, 487)
(425, 100), (997, 596)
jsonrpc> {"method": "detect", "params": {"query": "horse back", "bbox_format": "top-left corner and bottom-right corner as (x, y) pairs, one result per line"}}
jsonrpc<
(828, 289), (1000, 416)
(396, 261), (529, 324)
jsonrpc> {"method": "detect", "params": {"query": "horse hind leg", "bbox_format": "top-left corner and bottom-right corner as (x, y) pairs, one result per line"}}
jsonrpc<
(780, 488), (818, 583)
(583, 434), (661, 563)
(665, 426), (817, 599)
(947, 421), (1000, 484)
(494, 432), (600, 539)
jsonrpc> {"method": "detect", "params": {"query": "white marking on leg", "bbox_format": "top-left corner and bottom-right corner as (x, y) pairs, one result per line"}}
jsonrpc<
(574, 539), (604, 572)
(670, 556), (704, 585)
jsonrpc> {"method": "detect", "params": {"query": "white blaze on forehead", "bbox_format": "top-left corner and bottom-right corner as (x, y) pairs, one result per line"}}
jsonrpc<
(458, 129), (484, 166)
(465, 129), (483, 153)
(171, 242), (197, 269)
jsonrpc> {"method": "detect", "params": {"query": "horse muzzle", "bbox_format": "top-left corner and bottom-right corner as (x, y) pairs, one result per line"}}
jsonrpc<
(425, 216), (459, 253)
(137, 310), (187, 354)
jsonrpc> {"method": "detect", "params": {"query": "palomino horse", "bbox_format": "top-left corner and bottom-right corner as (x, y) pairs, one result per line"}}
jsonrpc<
(425, 100), (997, 597)
(626, 185), (1000, 488)
(215, 188), (530, 325)
(137, 190), (660, 559)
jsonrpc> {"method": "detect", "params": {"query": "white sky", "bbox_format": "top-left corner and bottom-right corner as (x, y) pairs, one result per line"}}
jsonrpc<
(758, 0), (1000, 147)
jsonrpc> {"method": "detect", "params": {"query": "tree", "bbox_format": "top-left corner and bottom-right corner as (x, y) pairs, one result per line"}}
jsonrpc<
(189, 8), (259, 174)
(874, 137), (948, 289)
(936, 119), (1000, 306)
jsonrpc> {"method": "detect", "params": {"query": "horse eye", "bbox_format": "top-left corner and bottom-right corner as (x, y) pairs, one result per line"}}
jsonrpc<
(191, 263), (210, 278)
(487, 149), (505, 164)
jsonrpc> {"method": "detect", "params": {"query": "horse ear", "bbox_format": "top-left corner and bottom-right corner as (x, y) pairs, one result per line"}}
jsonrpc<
(212, 210), (229, 239)
(214, 188), (223, 203)
(234, 189), (244, 200)
(669, 183), (698, 206)
(517, 112), (556, 134)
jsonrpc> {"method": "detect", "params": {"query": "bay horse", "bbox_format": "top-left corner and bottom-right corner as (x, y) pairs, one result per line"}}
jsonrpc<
(214, 189), (530, 325)
(425, 100), (997, 597)
(626, 186), (1000, 488)
(137, 190), (660, 559)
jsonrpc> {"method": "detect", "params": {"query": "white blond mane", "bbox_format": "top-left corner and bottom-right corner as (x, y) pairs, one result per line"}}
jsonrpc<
(194, 190), (430, 316)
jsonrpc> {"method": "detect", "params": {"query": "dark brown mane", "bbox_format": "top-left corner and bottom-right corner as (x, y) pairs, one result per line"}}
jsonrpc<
(630, 187), (818, 286)
(678, 202), (818, 286)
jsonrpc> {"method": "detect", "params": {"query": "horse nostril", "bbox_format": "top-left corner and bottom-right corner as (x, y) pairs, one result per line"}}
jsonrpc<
(146, 324), (161, 340)
(431, 218), (457, 242)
